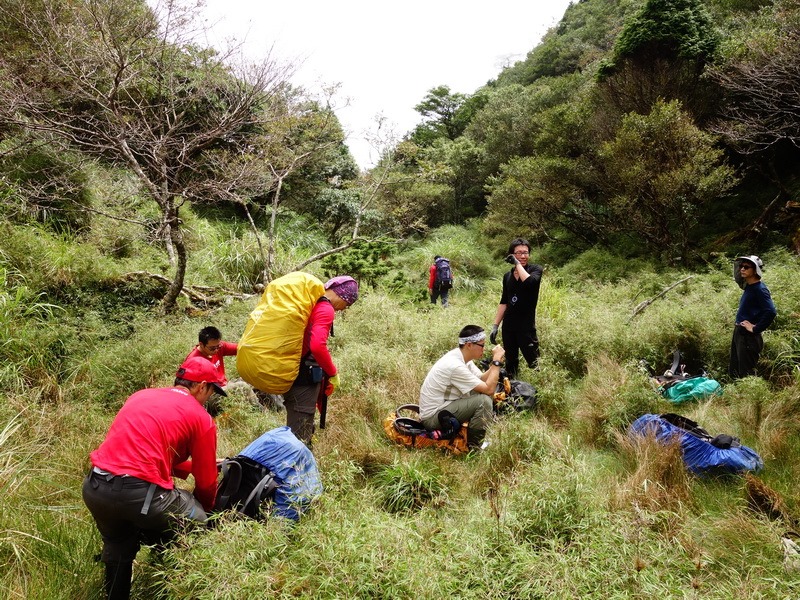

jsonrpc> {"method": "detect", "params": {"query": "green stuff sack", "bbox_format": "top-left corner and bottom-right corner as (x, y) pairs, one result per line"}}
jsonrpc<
(662, 377), (722, 404)
(237, 272), (325, 394)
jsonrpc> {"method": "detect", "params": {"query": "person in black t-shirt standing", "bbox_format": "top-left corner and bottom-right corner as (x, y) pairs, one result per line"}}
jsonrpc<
(489, 238), (543, 379)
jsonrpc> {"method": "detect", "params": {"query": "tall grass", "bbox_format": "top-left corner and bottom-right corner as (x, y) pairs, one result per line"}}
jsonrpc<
(3, 222), (800, 598)
(0, 261), (66, 394)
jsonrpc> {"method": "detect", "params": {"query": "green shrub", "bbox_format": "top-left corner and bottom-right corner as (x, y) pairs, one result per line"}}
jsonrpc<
(372, 459), (448, 513)
(557, 247), (656, 283)
(575, 355), (662, 448)
(0, 141), (93, 235)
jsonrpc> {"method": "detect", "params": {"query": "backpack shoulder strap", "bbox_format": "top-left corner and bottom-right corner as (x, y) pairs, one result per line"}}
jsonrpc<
(241, 472), (278, 517)
(214, 458), (242, 512)
(660, 413), (712, 441)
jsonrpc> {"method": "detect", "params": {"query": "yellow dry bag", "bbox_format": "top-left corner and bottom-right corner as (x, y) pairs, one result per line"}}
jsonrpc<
(237, 272), (325, 394)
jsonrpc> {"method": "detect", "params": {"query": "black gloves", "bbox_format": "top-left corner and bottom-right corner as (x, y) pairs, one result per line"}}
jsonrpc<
(505, 254), (519, 265)
(490, 324), (499, 345)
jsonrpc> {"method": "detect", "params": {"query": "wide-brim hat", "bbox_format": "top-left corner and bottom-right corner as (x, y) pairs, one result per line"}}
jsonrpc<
(733, 255), (763, 289)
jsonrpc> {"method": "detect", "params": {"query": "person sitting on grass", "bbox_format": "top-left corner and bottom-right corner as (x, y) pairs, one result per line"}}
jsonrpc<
(418, 324), (505, 449)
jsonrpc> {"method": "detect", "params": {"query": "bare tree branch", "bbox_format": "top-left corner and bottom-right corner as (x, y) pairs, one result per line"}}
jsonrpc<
(628, 276), (694, 323)
(0, 0), (296, 311)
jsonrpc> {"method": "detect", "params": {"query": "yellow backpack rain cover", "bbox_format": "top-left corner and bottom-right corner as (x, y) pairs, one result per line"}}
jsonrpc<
(237, 272), (325, 394)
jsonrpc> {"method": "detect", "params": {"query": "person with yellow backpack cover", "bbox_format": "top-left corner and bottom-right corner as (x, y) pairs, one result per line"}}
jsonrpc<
(237, 272), (358, 445)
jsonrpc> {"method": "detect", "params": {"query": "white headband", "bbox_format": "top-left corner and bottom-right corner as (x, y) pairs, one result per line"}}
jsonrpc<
(458, 331), (486, 345)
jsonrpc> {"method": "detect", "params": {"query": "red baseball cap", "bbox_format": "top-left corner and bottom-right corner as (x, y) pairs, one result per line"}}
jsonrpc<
(176, 356), (227, 396)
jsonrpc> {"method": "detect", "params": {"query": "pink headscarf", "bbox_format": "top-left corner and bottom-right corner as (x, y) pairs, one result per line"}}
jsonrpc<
(324, 275), (359, 305)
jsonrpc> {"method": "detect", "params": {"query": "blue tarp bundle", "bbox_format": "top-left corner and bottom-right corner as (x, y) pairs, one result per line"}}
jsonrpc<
(239, 426), (323, 521)
(630, 414), (763, 475)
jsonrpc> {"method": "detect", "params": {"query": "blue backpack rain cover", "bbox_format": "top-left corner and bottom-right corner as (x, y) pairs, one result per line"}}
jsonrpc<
(630, 414), (763, 475)
(239, 426), (323, 521)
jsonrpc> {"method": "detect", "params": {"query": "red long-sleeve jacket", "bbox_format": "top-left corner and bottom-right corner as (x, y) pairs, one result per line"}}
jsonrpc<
(301, 299), (337, 376)
(184, 341), (238, 385)
(90, 386), (218, 512)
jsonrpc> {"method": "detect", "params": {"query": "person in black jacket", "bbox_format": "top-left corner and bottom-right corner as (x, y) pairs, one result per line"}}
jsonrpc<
(489, 238), (543, 379)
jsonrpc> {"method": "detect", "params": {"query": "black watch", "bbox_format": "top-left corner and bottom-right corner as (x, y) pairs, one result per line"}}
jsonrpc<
(491, 360), (504, 367)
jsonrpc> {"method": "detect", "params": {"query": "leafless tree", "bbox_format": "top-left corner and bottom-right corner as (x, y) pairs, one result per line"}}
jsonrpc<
(190, 87), (362, 283)
(709, 30), (800, 154)
(0, 0), (294, 311)
(707, 7), (800, 240)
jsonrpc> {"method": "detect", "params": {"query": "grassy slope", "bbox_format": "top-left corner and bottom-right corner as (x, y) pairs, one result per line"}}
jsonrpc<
(2, 224), (800, 599)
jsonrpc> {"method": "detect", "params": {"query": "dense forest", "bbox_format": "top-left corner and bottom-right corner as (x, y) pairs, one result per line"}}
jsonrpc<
(387, 0), (800, 262)
(2, 0), (800, 598)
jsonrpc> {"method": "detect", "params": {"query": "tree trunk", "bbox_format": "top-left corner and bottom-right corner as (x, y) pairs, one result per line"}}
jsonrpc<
(161, 204), (187, 313)
(164, 223), (176, 268)
(265, 176), (284, 283)
(240, 201), (267, 287)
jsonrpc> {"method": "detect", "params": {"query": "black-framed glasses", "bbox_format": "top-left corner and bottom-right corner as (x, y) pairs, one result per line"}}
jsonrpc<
(205, 344), (221, 352)
(739, 264), (753, 270)
(474, 342), (485, 348)
(513, 251), (529, 256)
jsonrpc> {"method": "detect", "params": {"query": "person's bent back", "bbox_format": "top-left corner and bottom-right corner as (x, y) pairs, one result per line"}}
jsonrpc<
(82, 356), (225, 600)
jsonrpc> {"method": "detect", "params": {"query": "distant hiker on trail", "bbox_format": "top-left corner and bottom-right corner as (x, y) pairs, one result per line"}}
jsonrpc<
(419, 325), (505, 449)
(429, 255), (453, 307)
(284, 275), (359, 445)
(183, 325), (238, 386)
(729, 255), (777, 379)
(82, 356), (226, 600)
(490, 237), (543, 378)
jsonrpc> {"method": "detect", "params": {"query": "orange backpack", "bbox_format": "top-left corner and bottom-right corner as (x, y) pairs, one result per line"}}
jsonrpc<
(382, 404), (469, 455)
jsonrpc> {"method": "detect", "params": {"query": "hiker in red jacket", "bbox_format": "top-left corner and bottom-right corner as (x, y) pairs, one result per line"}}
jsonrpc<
(283, 276), (359, 445)
(428, 255), (453, 307)
(82, 356), (225, 600)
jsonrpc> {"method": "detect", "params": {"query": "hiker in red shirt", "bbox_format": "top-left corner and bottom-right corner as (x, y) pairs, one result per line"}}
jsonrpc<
(283, 276), (359, 445)
(183, 325), (237, 386)
(82, 356), (226, 600)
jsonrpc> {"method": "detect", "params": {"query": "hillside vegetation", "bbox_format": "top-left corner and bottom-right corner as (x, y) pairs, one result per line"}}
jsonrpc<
(388, 0), (800, 261)
(2, 0), (800, 293)
(3, 0), (800, 597)
(2, 221), (800, 598)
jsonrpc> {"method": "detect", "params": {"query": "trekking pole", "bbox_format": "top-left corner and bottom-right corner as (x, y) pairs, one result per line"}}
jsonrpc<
(317, 379), (329, 429)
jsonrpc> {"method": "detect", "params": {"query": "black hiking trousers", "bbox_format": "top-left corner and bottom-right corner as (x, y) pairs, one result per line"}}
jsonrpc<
(502, 323), (539, 379)
(82, 468), (207, 563)
(728, 325), (763, 379)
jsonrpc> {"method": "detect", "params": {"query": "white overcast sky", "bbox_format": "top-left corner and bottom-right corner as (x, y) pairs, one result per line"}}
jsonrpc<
(196, 0), (574, 169)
